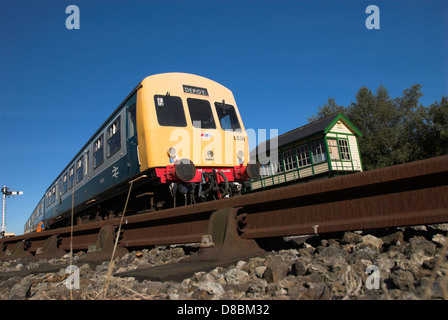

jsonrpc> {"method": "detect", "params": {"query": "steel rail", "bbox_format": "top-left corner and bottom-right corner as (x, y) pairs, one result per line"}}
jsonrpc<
(237, 155), (448, 238)
(0, 155), (447, 258)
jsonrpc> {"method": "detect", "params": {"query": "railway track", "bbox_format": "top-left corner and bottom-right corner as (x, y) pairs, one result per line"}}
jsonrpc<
(1, 155), (447, 267)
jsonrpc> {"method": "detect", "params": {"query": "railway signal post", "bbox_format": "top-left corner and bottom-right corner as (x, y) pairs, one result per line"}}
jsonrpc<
(1, 186), (23, 237)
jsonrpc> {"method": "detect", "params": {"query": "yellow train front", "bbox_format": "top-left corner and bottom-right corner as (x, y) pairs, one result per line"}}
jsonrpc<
(135, 73), (259, 207)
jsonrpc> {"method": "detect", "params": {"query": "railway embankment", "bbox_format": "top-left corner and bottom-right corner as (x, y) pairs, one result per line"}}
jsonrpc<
(0, 223), (447, 300)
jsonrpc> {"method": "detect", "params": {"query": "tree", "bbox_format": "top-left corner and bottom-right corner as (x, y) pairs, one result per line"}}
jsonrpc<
(424, 96), (448, 157)
(308, 84), (446, 171)
(307, 97), (346, 122)
(346, 85), (401, 170)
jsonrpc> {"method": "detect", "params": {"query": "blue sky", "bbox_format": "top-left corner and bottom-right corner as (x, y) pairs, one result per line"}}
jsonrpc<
(0, 0), (447, 235)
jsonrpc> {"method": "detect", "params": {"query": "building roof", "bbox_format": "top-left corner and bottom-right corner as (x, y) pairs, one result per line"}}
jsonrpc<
(251, 113), (362, 160)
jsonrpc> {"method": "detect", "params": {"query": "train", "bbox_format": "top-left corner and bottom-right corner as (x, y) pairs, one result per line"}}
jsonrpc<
(24, 73), (259, 234)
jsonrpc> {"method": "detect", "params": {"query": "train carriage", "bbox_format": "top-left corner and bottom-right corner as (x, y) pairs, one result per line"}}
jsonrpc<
(25, 73), (258, 233)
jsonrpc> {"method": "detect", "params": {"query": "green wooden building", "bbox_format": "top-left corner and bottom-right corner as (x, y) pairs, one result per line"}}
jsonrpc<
(249, 113), (363, 190)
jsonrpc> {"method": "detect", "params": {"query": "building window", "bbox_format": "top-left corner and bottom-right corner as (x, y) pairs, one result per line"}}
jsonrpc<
(94, 135), (104, 168)
(327, 138), (340, 160)
(310, 139), (327, 163)
(338, 139), (351, 160)
(260, 164), (271, 177)
(108, 116), (121, 157)
(282, 149), (297, 171)
(296, 144), (311, 167)
(272, 160), (283, 174)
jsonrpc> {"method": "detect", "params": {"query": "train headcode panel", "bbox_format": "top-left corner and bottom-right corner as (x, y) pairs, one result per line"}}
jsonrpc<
(182, 85), (209, 96)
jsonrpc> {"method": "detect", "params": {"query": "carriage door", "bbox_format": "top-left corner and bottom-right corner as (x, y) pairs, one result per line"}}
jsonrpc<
(126, 102), (140, 175)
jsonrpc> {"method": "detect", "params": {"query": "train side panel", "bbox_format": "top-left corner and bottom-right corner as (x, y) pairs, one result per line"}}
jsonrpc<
(44, 95), (141, 226)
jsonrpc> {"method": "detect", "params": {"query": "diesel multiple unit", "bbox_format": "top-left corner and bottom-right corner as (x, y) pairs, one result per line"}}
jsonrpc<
(25, 73), (259, 233)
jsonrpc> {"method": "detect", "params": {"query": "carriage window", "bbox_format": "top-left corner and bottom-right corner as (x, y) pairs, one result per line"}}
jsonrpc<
(63, 173), (68, 194)
(69, 166), (75, 189)
(94, 135), (104, 168)
(52, 186), (56, 203)
(128, 104), (137, 138)
(47, 191), (52, 207)
(58, 178), (63, 197)
(76, 157), (83, 182)
(85, 151), (90, 175)
(107, 116), (121, 157)
(154, 95), (187, 127)
(215, 102), (241, 130)
(188, 98), (216, 129)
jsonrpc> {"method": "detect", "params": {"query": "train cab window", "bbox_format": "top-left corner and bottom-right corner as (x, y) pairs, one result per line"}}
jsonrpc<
(107, 116), (121, 157)
(94, 134), (104, 168)
(214, 103), (241, 131)
(69, 166), (75, 189)
(154, 95), (187, 127)
(76, 157), (83, 182)
(187, 98), (216, 129)
(128, 104), (137, 138)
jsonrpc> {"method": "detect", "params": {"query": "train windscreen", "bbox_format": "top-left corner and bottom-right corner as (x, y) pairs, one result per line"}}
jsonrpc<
(154, 95), (187, 127)
(187, 98), (216, 129)
(214, 102), (241, 131)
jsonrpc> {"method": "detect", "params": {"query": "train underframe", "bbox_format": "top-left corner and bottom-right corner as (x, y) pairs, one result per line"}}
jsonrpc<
(48, 162), (258, 230)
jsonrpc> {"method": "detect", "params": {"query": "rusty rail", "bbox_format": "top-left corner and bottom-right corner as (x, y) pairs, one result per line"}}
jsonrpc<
(0, 155), (447, 260)
(237, 154), (448, 238)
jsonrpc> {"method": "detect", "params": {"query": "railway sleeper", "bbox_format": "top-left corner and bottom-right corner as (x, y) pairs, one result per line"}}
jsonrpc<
(34, 235), (67, 259)
(0, 240), (33, 260)
(79, 225), (128, 262)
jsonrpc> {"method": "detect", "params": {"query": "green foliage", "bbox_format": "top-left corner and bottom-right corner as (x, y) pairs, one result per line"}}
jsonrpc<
(308, 97), (345, 122)
(309, 84), (447, 170)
